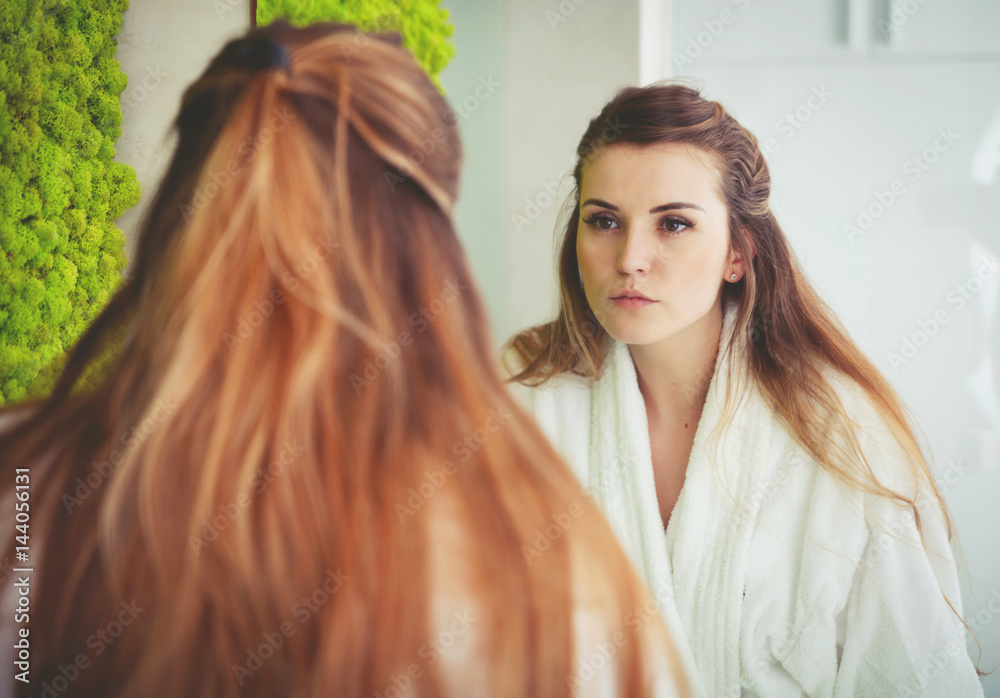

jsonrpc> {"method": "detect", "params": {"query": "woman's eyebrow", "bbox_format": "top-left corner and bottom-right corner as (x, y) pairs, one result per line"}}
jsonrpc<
(581, 198), (705, 213)
(581, 198), (618, 210)
(649, 202), (705, 213)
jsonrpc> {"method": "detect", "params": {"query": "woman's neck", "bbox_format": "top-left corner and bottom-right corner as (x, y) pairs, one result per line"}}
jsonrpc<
(628, 303), (724, 424)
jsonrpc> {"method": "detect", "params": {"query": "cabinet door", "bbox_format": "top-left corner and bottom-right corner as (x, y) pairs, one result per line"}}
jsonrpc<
(872, 0), (1000, 54)
(671, 0), (1000, 67)
(672, 0), (852, 65)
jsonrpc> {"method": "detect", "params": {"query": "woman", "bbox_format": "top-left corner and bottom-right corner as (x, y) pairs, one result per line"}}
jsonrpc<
(0, 23), (685, 697)
(505, 84), (983, 697)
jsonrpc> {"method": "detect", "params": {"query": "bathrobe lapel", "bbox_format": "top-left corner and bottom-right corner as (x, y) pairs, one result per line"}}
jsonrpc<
(588, 338), (709, 697)
(587, 301), (781, 697)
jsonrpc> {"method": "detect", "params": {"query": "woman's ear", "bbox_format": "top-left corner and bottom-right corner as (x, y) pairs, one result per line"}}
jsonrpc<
(727, 228), (756, 280)
(729, 228), (757, 276)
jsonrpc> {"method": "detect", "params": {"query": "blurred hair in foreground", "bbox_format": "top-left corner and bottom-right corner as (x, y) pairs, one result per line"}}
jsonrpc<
(0, 21), (684, 697)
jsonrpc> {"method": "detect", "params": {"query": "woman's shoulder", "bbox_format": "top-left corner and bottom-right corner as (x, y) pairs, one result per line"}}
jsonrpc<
(749, 365), (932, 545)
(499, 345), (596, 483)
(820, 366), (927, 501)
(500, 345), (596, 401)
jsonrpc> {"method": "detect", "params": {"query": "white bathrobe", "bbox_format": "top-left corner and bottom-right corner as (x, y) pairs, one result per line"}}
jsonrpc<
(507, 300), (983, 698)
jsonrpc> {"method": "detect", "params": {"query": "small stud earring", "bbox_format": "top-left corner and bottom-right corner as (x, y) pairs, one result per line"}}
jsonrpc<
(730, 273), (738, 281)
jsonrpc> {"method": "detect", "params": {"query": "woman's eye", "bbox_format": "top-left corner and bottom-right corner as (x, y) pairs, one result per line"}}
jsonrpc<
(584, 214), (618, 231)
(661, 218), (691, 234)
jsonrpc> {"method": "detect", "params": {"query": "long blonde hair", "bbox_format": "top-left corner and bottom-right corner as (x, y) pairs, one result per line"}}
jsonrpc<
(1, 24), (682, 697)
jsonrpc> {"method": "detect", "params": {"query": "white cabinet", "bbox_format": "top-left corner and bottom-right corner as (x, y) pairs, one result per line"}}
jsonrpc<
(874, 0), (1000, 55)
(672, 0), (847, 62)
(671, 0), (1000, 68)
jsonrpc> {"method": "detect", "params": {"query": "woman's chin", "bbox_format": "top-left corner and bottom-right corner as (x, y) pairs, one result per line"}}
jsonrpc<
(600, 321), (671, 347)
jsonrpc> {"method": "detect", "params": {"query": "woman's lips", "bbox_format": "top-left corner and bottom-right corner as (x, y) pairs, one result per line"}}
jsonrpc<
(610, 296), (656, 309)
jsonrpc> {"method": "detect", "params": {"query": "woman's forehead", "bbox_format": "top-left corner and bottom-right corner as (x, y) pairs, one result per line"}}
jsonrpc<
(580, 143), (725, 208)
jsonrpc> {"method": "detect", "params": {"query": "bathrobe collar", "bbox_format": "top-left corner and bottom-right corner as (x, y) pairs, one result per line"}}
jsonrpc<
(588, 298), (780, 697)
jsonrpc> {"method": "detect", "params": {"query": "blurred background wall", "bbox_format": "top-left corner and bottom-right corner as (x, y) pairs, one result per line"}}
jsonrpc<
(113, 0), (999, 692)
(115, 0), (250, 263)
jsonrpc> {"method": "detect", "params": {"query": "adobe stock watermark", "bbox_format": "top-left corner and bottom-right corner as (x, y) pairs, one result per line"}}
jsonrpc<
(350, 276), (468, 394)
(511, 115), (627, 236)
(520, 500), (585, 565)
(222, 235), (341, 353)
(213, 0), (243, 20)
(579, 115), (629, 170)
(747, 306), (797, 346)
(120, 65), (168, 120)
(844, 126), (960, 241)
(877, 0), (933, 41)
(968, 588), (1000, 634)
(886, 255), (999, 370)
(931, 458), (973, 497)
(584, 453), (633, 504)
(679, 370), (713, 410)
(546, 0), (588, 30)
(566, 578), (673, 690)
(747, 454), (806, 511)
(673, 0), (752, 71)
(31, 600), (145, 698)
(719, 682), (743, 698)
(179, 106), (296, 223)
(232, 568), (349, 686)
(511, 167), (572, 236)
(337, 10), (402, 61)
(911, 458), (972, 522)
(856, 459), (972, 573)
(861, 514), (922, 572)
(385, 74), (500, 192)
(897, 636), (967, 696)
(61, 398), (179, 514)
(759, 85), (833, 157)
(187, 438), (306, 556)
(374, 608), (477, 698)
(338, 30), (380, 63)
(384, 125), (451, 193)
(394, 405), (514, 522)
(452, 74), (501, 120)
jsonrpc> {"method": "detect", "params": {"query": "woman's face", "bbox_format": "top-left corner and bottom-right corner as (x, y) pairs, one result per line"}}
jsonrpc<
(576, 143), (742, 347)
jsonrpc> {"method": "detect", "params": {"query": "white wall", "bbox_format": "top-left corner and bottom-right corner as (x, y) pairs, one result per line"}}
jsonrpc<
(441, 0), (644, 344)
(443, 0), (644, 345)
(503, 0), (641, 341)
(114, 0), (251, 262)
(438, 1), (508, 343)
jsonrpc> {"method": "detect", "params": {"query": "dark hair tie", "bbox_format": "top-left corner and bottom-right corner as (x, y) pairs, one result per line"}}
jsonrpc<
(235, 34), (291, 72)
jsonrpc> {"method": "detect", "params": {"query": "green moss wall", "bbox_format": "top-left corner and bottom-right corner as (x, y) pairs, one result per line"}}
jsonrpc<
(256, 0), (455, 85)
(0, 0), (140, 406)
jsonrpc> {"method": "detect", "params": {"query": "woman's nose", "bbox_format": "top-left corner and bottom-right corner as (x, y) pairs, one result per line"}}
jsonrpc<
(617, 229), (653, 275)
